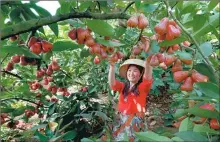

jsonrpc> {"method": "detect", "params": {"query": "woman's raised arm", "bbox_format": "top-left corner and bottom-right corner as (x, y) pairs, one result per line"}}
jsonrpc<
(108, 62), (116, 88)
(143, 60), (153, 80)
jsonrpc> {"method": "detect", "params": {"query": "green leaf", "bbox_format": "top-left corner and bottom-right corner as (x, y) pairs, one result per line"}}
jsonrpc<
(208, 0), (219, 11)
(153, 78), (164, 87)
(65, 19), (84, 27)
(31, 124), (47, 131)
(42, 51), (52, 62)
(180, 2), (197, 15)
(135, 0), (141, 11)
(35, 131), (48, 142)
(21, 4), (38, 19)
(0, 45), (40, 58)
(81, 138), (94, 142)
(31, 4), (59, 36)
(59, 0), (71, 14)
(194, 63), (217, 84)
(193, 124), (220, 135)
(9, 8), (22, 23)
(140, 4), (158, 13)
(79, 1), (93, 11)
(186, 107), (219, 119)
(62, 131), (77, 141)
(1, 107), (15, 113)
(175, 131), (208, 142)
(94, 111), (109, 121)
(86, 20), (115, 37)
(80, 49), (90, 58)
(159, 37), (186, 47)
(48, 104), (56, 115)
(0, 12), (5, 28)
(96, 39), (124, 47)
(53, 40), (80, 51)
(88, 86), (97, 94)
(173, 109), (187, 118)
(195, 82), (219, 99)
(115, 26), (126, 37)
(149, 40), (160, 53)
(176, 51), (192, 60)
(48, 23), (59, 37)
(171, 137), (184, 142)
(198, 42), (213, 57)
(193, 13), (219, 38)
(135, 131), (173, 142)
(193, 15), (207, 32)
(179, 117), (193, 132)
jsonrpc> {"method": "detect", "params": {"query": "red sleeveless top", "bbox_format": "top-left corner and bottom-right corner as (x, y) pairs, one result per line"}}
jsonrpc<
(111, 78), (153, 115)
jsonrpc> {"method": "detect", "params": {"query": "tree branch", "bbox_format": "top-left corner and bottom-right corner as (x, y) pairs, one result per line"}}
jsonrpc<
(1, 70), (23, 79)
(0, 1), (14, 6)
(164, 0), (219, 82)
(123, 1), (135, 13)
(0, 97), (38, 105)
(1, 11), (130, 40)
(1, 53), (10, 64)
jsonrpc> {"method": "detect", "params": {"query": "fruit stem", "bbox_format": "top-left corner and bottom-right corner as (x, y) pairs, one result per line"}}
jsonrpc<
(164, 0), (219, 82)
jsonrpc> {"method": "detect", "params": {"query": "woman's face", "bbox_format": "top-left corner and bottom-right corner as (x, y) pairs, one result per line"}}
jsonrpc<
(127, 65), (141, 83)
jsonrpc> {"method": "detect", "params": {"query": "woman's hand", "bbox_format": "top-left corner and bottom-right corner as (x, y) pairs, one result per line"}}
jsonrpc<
(108, 58), (116, 88)
(143, 59), (153, 80)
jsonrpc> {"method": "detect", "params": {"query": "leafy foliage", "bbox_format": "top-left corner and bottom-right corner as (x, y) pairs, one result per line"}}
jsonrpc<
(0, 0), (219, 141)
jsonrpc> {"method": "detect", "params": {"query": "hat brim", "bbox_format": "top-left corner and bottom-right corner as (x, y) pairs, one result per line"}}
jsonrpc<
(119, 59), (145, 79)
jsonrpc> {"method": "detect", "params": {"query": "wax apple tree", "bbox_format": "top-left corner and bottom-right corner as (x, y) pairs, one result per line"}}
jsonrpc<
(0, 1), (219, 141)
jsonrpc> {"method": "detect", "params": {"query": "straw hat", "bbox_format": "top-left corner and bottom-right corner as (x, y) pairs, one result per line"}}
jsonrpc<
(119, 59), (145, 79)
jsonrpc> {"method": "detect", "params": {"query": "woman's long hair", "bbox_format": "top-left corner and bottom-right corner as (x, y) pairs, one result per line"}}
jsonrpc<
(122, 64), (144, 98)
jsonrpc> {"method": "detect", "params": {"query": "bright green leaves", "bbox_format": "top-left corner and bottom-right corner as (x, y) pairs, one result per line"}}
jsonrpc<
(175, 131), (208, 142)
(176, 51), (192, 60)
(0, 45), (40, 58)
(149, 40), (160, 53)
(96, 38), (124, 47)
(197, 42), (213, 58)
(50, 131), (77, 141)
(179, 117), (193, 132)
(195, 82), (219, 99)
(58, 0), (71, 14)
(139, 4), (159, 13)
(159, 37), (186, 47)
(192, 14), (207, 32)
(194, 63), (217, 84)
(193, 124), (220, 135)
(207, 0), (219, 11)
(53, 40), (81, 51)
(180, 2), (197, 15)
(30, 3), (59, 37)
(78, 1), (93, 11)
(135, 131), (172, 142)
(9, 8), (22, 23)
(187, 107), (219, 119)
(193, 13), (219, 38)
(86, 20), (115, 37)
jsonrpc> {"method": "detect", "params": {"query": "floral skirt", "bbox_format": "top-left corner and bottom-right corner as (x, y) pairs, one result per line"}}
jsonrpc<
(112, 112), (147, 141)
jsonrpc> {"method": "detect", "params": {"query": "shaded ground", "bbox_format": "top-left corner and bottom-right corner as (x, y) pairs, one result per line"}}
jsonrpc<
(96, 91), (174, 131)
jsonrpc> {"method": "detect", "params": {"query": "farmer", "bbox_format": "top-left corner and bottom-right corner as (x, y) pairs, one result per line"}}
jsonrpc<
(108, 58), (153, 141)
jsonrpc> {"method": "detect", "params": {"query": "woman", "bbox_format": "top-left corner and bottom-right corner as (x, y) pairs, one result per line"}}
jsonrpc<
(108, 58), (153, 141)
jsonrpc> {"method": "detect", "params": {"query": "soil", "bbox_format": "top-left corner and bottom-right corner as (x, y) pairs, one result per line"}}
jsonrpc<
(96, 91), (174, 131)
